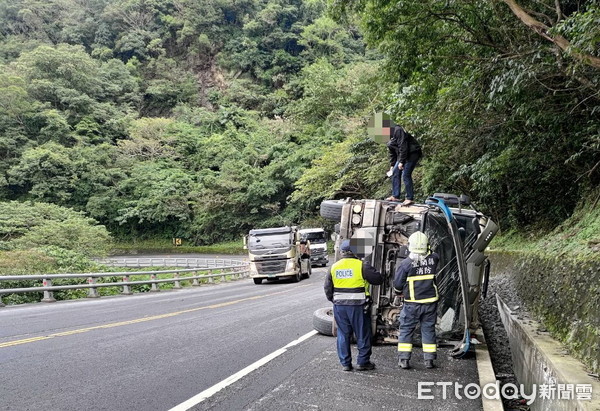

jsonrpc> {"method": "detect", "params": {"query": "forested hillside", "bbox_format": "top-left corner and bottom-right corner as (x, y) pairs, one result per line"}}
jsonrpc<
(0, 0), (598, 252)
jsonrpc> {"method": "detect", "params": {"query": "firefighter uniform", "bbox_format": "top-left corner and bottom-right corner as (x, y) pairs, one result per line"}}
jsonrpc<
(324, 241), (383, 370)
(393, 252), (440, 362)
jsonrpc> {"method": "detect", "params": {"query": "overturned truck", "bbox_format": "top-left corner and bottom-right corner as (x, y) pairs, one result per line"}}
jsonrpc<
(314, 193), (498, 357)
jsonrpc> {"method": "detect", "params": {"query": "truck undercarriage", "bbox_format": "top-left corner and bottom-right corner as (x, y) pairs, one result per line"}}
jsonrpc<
(316, 194), (498, 353)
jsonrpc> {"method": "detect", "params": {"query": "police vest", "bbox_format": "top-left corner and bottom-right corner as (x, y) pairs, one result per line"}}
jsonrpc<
(404, 254), (439, 304)
(330, 258), (369, 305)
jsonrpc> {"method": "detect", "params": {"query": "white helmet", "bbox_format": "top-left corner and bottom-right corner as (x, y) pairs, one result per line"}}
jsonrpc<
(408, 231), (428, 254)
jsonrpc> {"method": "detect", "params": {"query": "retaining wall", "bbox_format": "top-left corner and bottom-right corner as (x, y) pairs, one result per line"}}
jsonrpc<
(490, 251), (599, 375)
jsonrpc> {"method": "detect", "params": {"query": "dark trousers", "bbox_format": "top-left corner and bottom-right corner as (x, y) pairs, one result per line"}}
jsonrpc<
(391, 159), (418, 200)
(398, 302), (437, 360)
(333, 304), (372, 366)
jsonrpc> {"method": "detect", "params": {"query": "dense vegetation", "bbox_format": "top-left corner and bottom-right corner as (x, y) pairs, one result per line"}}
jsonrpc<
(0, 0), (598, 257)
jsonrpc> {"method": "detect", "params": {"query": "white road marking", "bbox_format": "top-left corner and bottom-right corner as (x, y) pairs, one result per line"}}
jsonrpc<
(169, 330), (318, 411)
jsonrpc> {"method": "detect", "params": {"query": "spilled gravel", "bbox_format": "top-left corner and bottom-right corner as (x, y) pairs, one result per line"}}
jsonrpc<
(479, 275), (531, 411)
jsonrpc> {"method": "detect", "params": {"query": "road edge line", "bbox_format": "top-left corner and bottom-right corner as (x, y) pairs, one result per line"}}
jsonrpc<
(169, 330), (318, 411)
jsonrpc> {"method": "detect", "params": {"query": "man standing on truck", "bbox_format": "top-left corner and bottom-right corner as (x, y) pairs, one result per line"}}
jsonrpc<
(393, 231), (439, 370)
(386, 124), (422, 205)
(324, 240), (383, 371)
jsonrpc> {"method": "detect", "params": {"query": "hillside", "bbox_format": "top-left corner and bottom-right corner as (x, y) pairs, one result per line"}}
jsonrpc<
(0, 0), (598, 250)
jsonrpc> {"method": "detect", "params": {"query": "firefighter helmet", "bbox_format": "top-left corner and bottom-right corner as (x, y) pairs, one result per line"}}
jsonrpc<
(408, 231), (429, 254)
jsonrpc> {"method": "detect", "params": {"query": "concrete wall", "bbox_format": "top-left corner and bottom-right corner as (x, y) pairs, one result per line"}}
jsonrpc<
(497, 295), (600, 410)
(490, 251), (600, 375)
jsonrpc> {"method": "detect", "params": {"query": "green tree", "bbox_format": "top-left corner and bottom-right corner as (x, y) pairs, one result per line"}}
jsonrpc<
(0, 201), (111, 256)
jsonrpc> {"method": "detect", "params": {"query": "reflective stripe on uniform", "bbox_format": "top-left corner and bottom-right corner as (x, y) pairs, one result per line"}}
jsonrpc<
(333, 287), (365, 293)
(405, 296), (439, 303)
(408, 274), (435, 281)
(398, 343), (413, 352)
(423, 343), (437, 353)
(406, 274), (438, 303)
(333, 292), (366, 300)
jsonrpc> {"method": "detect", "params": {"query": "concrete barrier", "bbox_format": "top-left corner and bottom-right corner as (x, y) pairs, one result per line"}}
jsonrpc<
(497, 294), (600, 411)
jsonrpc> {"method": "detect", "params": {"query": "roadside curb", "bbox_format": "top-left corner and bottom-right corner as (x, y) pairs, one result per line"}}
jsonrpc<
(474, 328), (504, 411)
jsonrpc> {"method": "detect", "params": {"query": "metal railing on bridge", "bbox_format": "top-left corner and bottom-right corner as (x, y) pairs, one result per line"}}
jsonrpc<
(0, 259), (250, 307)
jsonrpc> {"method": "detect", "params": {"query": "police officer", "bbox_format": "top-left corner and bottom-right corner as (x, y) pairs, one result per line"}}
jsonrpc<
(324, 239), (383, 371)
(393, 231), (439, 369)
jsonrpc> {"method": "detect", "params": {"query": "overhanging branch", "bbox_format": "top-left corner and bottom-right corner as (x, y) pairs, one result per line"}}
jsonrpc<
(501, 0), (600, 70)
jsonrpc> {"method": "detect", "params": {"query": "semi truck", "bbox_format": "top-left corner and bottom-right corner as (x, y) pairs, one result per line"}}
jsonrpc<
(244, 226), (311, 284)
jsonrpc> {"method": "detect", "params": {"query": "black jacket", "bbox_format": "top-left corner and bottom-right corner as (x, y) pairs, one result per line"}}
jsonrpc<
(324, 257), (383, 303)
(393, 253), (439, 303)
(387, 125), (422, 166)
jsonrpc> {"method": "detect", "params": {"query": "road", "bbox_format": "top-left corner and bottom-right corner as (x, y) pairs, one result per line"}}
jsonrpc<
(0, 265), (484, 411)
(0, 266), (328, 411)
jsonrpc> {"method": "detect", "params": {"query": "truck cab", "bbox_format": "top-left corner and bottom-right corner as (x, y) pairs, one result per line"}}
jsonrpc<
(299, 228), (329, 267)
(244, 226), (311, 284)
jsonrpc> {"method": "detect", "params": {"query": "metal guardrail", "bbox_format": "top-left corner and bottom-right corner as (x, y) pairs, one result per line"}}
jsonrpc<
(95, 257), (246, 268)
(0, 260), (250, 307)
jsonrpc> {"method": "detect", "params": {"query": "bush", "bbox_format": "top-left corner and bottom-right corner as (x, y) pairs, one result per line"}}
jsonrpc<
(0, 201), (111, 256)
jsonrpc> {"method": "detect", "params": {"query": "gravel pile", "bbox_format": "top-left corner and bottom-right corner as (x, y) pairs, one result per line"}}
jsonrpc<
(479, 274), (531, 411)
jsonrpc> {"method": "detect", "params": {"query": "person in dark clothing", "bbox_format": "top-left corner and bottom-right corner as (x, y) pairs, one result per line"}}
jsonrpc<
(299, 239), (311, 259)
(324, 239), (383, 371)
(393, 231), (439, 369)
(386, 125), (422, 205)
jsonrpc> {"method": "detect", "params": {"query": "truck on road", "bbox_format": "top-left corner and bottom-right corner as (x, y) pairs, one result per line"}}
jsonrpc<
(244, 226), (311, 284)
(313, 193), (498, 357)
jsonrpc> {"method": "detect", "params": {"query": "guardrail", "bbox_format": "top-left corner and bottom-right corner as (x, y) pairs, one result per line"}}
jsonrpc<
(0, 261), (250, 307)
(95, 257), (246, 268)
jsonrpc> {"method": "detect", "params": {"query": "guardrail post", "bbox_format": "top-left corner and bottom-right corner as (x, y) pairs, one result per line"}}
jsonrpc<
(87, 276), (99, 298)
(192, 271), (200, 286)
(174, 272), (182, 289)
(122, 275), (132, 295)
(41, 278), (56, 303)
(220, 269), (226, 282)
(0, 295), (5, 307)
(150, 273), (160, 292)
(208, 270), (214, 284)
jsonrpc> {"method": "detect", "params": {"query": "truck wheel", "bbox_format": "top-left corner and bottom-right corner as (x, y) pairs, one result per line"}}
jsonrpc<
(302, 263), (312, 279)
(292, 271), (301, 282)
(320, 200), (345, 222)
(313, 307), (334, 336)
(253, 278), (263, 285)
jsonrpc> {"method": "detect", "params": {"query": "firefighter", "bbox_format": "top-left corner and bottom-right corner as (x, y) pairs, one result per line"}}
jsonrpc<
(393, 231), (439, 369)
(324, 239), (383, 371)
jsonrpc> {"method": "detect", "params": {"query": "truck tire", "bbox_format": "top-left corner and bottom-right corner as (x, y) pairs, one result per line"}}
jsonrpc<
(292, 271), (301, 282)
(313, 307), (334, 336)
(302, 263), (311, 279)
(253, 278), (263, 285)
(320, 200), (345, 222)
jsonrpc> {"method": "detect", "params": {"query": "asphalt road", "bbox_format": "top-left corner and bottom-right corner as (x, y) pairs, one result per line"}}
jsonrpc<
(0, 265), (484, 411)
(0, 266), (328, 411)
